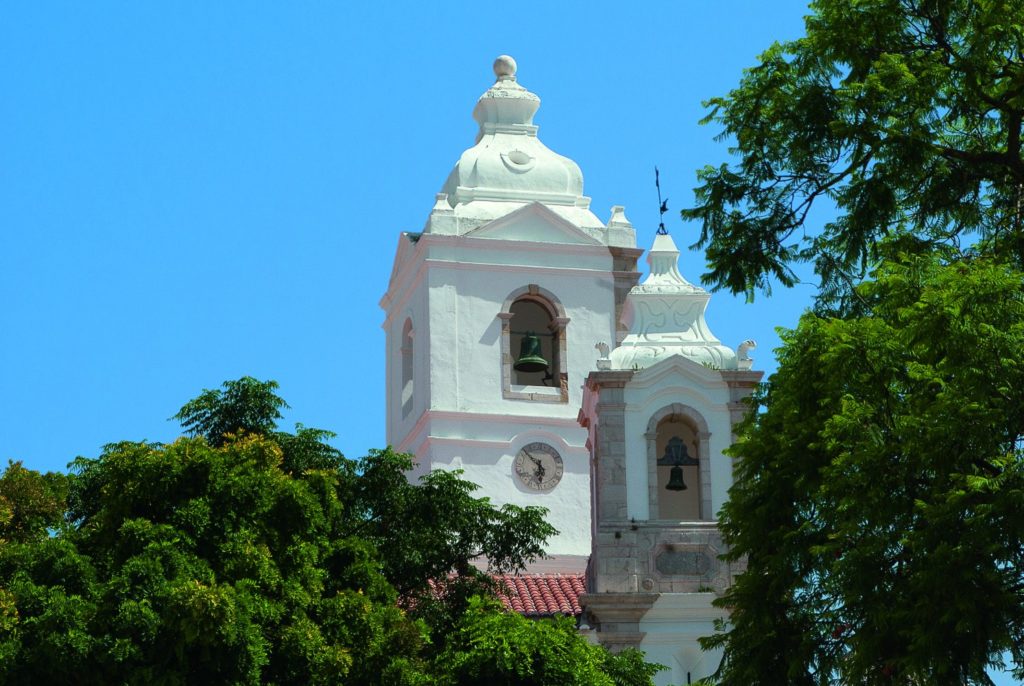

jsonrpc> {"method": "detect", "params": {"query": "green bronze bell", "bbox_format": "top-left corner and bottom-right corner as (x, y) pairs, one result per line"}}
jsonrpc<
(665, 465), (687, 491)
(514, 332), (549, 373)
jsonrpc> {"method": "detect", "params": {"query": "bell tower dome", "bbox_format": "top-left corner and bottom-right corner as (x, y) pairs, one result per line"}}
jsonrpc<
(381, 57), (642, 562)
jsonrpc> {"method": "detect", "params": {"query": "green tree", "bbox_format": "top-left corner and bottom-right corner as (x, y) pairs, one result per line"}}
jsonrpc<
(434, 596), (663, 686)
(0, 379), (660, 685)
(171, 377), (558, 627)
(173, 376), (289, 447)
(683, 0), (1024, 307)
(684, 2), (1024, 683)
(0, 461), (68, 544)
(703, 255), (1024, 684)
(9, 435), (425, 685)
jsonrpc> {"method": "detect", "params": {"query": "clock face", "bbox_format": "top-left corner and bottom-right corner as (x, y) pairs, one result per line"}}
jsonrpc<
(514, 442), (564, 491)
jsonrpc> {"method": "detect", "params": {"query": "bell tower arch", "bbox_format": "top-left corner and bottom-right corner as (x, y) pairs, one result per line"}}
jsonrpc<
(499, 284), (570, 401)
(647, 404), (709, 521)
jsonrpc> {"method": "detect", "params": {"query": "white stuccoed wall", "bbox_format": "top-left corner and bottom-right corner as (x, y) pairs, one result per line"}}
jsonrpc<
(382, 234), (431, 452)
(638, 593), (727, 686)
(388, 229), (620, 556)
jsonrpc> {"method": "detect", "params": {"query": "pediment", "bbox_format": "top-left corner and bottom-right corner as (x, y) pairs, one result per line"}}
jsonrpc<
(629, 353), (725, 389)
(464, 202), (602, 246)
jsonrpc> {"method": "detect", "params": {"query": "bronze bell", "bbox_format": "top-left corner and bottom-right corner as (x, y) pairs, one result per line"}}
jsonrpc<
(665, 465), (687, 491)
(514, 332), (549, 373)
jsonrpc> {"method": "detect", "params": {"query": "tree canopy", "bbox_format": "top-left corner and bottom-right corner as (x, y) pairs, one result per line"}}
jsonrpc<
(705, 255), (1024, 684)
(0, 378), (660, 685)
(684, 0), (1024, 307)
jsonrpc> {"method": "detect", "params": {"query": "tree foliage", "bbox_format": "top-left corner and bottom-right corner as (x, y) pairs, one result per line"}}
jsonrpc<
(683, 0), (1024, 306)
(0, 462), (67, 544)
(172, 376), (289, 447)
(686, 2), (1024, 682)
(704, 255), (1024, 684)
(434, 597), (663, 686)
(0, 379), (658, 685)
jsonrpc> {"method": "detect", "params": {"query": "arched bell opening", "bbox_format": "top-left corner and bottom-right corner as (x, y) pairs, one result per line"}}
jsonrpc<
(654, 416), (701, 520)
(509, 298), (559, 386)
(645, 404), (712, 522)
(498, 284), (569, 403)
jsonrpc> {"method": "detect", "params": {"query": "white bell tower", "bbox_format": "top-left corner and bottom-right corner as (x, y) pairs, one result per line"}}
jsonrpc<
(381, 56), (641, 560)
(578, 231), (762, 685)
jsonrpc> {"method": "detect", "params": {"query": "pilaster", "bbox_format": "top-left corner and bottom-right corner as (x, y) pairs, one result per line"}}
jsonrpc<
(720, 370), (763, 475)
(586, 370), (634, 525)
(609, 246), (642, 345)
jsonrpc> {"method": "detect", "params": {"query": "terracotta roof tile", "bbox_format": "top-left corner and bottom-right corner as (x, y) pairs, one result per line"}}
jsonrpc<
(493, 573), (587, 617)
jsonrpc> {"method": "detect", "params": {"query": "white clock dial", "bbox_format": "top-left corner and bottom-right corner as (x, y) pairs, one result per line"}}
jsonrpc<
(514, 442), (564, 491)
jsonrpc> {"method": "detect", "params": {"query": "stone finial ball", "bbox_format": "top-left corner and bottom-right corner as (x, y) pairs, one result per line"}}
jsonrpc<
(493, 55), (517, 78)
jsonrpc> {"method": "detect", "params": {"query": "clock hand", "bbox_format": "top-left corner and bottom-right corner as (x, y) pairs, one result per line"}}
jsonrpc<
(523, 452), (547, 480)
(528, 453), (546, 472)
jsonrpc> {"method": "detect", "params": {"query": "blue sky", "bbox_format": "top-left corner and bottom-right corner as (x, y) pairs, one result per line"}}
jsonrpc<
(1, 4), (1018, 681)
(2, 1), (819, 469)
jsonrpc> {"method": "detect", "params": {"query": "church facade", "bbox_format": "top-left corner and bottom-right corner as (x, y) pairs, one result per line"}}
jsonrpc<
(381, 55), (761, 686)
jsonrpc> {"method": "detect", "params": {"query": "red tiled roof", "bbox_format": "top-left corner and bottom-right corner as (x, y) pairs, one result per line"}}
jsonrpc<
(493, 573), (587, 617)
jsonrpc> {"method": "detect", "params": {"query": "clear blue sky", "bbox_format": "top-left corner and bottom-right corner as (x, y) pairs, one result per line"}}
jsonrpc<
(1, 1), (819, 468)
(0, 4), (1018, 681)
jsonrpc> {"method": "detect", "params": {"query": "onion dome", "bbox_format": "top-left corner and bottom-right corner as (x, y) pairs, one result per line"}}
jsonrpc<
(438, 56), (591, 215)
(610, 233), (740, 370)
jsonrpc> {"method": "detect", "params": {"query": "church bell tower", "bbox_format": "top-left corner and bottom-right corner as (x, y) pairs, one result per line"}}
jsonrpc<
(578, 231), (762, 684)
(381, 55), (764, 685)
(380, 56), (641, 560)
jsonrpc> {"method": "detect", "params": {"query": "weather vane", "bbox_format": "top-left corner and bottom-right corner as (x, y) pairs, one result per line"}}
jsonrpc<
(655, 166), (669, 235)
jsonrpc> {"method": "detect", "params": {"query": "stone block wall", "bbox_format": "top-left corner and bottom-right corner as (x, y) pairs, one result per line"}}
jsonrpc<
(590, 522), (745, 595)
